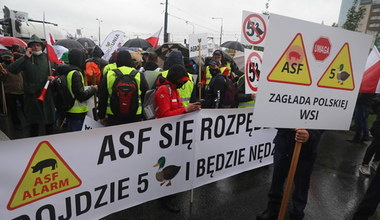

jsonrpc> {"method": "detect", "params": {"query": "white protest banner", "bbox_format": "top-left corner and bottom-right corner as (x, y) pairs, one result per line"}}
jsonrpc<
(189, 33), (208, 58)
(253, 14), (373, 130)
(244, 49), (263, 94)
(241, 11), (268, 47)
(193, 109), (277, 187)
(0, 109), (276, 219)
(101, 30), (125, 61)
(81, 115), (104, 131)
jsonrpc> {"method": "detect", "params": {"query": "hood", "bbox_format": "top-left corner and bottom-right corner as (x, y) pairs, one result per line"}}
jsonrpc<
(116, 50), (134, 68)
(167, 64), (188, 84)
(56, 64), (81, 76)
(61, 51), (69, 64)
(92, 45), (104, 58)
(68, 48), (86, 70)
(27, 34), (45, 49)
(163, 50), (184, 70)
(144, 61), (159, 71)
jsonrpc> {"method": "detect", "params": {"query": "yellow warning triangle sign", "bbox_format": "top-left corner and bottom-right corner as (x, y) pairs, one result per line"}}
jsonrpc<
(317, 43), (354, 90)
(267, 33), (312, 86)
(7, 141), (82, 210)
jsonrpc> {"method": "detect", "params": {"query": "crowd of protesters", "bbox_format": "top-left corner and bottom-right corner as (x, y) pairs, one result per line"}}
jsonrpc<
(0, 34), (380, 219)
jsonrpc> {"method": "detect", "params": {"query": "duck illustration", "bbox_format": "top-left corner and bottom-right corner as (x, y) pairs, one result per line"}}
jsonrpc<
(254, 22), (264, 37)
(153, 157), (181, 186)
(336, 64), (350, 85)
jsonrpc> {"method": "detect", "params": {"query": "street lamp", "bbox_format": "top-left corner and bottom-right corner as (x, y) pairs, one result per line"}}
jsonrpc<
(96, 18), (103, 46)
(212, 17), (223, 46)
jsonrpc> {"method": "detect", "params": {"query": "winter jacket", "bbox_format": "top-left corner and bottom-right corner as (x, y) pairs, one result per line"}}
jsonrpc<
(274, 129), (324, 159)
(1, 63), (23, 95)
(57, 64), (96, 119)
(155, 79), (186, 118)
(203, 73), (227, 108)
(7, 46), (57, 124)
(97, 66), (149, 119)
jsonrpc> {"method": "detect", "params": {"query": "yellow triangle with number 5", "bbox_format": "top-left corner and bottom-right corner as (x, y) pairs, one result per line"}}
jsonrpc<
(317, 43), (354, 90)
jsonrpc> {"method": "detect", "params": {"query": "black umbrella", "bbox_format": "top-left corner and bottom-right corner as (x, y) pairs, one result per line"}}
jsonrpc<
(221, 41), (245, 52)
(76, 38), (96, 49)
(55, 39), (85, 50)
(123, 38), (152, 48)
(155, 43), (189, 58)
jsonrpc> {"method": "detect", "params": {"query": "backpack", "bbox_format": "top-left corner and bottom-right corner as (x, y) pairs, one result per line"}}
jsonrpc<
(85, 59), (102, 85)
(143, 84), (171, 120)
(222, 75), (237, 107)
(110, 68), (139, 117)
(51, 74), (75, 112)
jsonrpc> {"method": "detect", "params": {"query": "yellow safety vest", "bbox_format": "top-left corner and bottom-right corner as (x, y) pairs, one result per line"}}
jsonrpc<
(106, 66), (143, 115)
(66, 70), (89, 113)
(238, 100), (255, 108)
(161, 70), (194, 107)
(205, 66), (228, 86)
(103, 63), (117, 75)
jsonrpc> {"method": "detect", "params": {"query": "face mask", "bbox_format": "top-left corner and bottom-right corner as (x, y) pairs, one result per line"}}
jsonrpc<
(176, 80), (187, 89)
(33, 51), (43, 56)
(210, 68), (220, 75)
(3, 60), (11, 65)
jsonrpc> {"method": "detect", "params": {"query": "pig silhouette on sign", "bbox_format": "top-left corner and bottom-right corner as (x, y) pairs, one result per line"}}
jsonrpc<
(31, 158), (58, 174)
(288, 51), (301, 61)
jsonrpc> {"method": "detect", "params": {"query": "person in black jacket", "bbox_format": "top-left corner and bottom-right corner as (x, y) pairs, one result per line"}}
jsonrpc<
(257, 128), (324, 220)
(57, 49), (97, 132)
(202, 59), (227, 108)
(97, 50), (149, 126)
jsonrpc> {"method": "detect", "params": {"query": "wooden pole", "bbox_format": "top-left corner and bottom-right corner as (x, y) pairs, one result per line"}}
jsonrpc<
(0, 64), (8, 115)
(190, 189), (194, 203)
(92, 73), (98, 121)
(277, 142), (302, 220)
(198, 38), (202, 101)
(1, 81), (7, 115)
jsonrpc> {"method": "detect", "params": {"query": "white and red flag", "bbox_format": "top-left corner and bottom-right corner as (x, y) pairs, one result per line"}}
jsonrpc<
(145, 27), (162, 48)
(45, 29), (61, 64)
(360, 46), (380, 93)
(43, 13), (61, 64)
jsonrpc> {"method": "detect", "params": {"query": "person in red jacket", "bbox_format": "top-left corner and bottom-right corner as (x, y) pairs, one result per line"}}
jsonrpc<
(154, 64), (200, 213)
(155, 64), (200, 119)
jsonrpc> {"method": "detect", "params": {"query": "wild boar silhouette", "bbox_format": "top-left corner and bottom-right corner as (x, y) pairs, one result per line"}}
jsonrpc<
(288, 51), (301, 61)
(31, 158), (58, 174)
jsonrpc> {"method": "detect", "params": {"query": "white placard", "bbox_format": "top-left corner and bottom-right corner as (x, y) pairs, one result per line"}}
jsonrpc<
(244, 49), (263, 94)
(189, 33), (208, 58)
(241, 11), (268, 47)
(253, 14), (373, 130)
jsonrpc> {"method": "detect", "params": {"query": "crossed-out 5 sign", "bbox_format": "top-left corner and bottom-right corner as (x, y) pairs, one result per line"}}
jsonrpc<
(245, 50), (263, 93)
(241, 11), (267, 47)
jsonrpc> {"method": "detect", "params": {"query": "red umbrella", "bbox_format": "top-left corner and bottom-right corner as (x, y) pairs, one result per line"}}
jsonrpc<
(0, 36), (27, 47)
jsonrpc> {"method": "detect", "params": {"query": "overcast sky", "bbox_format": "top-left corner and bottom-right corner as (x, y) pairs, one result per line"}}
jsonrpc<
(1, 0), (343, 44)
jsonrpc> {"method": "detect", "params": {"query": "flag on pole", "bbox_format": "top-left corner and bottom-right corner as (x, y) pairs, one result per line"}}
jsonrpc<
(45, 30), (61, 64)
(145, 27), (162, 48)
(43, 12), (61, 64)
(359, 46), (380, 93)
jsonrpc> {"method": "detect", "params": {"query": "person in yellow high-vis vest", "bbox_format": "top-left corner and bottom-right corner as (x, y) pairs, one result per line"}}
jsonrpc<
(98, 50), (149, 126)
(161, 50), (195, 107)
(102, 50), (119, 75)
(61, 49), (97, 132)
